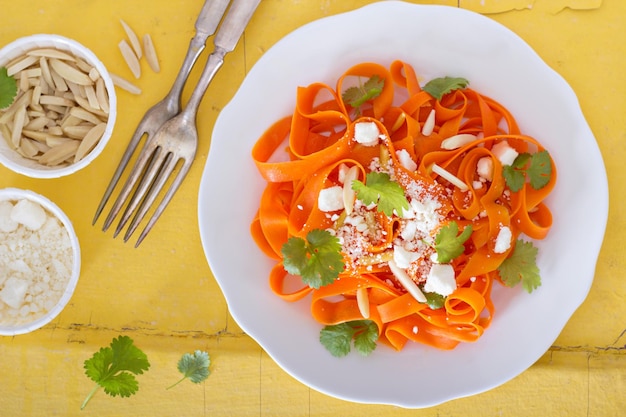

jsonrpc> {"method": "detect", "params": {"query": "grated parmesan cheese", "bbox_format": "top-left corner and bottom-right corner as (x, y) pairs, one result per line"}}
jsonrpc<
(0, 198), (73, 326)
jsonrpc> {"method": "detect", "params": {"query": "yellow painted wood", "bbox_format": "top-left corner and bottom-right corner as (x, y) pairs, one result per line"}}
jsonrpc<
(0, 1), (624, 416)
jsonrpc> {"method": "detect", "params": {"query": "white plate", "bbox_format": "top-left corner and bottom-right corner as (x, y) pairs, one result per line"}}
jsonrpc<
(198, 2), (608, 408)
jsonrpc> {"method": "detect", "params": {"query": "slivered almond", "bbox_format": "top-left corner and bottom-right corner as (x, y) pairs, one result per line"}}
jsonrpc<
(21, 129), (50, 142)
(109, 72), (141, 94)
(74, 58), (93, 74)
(356, 288), (370, 319)
(421, 109), (436, 136)
(88, 67), (101, 82)
(39, 57), (54, 89)
(0, 123), (13, 148)
(27, 48), (76, 61)
(95, 78), (109, 113)
(118, 39), (141, 79)
(50, 68), (69, 92)
(74, 122), (106, 163)
(7, 55), (38, 76)
(431, 163), (469, 191)
(49, 58), (93, 85)
(39, 139), (80, 166)
(63, 125), (93, 139)
(84, 85), (100, 110)
(143, 33), (160, 73)
(19, 138), (39, 158)
(25, 116), (50, 131)
(11, 105), (27, 148)
(70, 106), (102, 125)
(39, 95), (75, 107)
(390, 111), (406, 134)
(388, 259), (427, 303)
(120, 19), (142, 59)
(342, 165), (359, 216)
(46, 136), (73, 147)
(440, 134), (478, 150)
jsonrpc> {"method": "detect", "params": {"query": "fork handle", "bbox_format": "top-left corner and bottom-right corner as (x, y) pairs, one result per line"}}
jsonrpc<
(162, 0), (231, 114)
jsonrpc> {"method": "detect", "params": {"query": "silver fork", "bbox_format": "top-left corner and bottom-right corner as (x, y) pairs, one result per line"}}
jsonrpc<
(93, 0), (231, 226)
(100, 0), (261, 247)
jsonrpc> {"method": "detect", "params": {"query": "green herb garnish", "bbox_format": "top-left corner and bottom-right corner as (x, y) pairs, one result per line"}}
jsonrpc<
(497, 239), (541, 293)
(503, 150), (552, 192)
(424, 291), (446, 310)
(320, 320), (378, 357)
(423, 76), (469, 100)
(167, 350), (210, 389)
(342, 75), (384, 111)
(81, 335), (150, 410)
(0, 67), (17, 109)
(352, 171), (410, 217)
(433, 221), (473, 264)
(282, 229), (345, 289)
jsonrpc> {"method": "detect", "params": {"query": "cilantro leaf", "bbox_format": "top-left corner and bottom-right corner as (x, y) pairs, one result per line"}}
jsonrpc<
(0, 67), (18, 109)
(319, 320), (378, 357)
(282, 229), (345, 289)
(352, 172), (410, 217)
(167, 350), (211, 389)
(422, 76), (469, 100)
(434, 221), (473, 264)
(424, 291), (446, 310)
(502, 165), (525, 192)
(503, 151), (552, 192)
(81, 335), (150, 410)
(498, 239), (541, 293)
(342, 75), (384, 111)
(527, 150), (552, 189)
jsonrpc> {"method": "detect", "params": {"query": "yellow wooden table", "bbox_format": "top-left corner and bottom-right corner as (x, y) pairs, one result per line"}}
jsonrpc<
(0, 1), (624, 415)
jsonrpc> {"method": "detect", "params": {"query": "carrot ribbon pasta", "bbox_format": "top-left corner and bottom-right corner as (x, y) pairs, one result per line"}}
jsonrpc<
(251, 60), (556, 352)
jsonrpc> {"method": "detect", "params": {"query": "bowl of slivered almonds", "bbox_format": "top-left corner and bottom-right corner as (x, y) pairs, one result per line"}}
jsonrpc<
(0, 34), (116, 178)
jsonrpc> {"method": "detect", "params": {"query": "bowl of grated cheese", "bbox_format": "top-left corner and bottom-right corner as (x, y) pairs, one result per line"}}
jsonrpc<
(0, 187), (80, 335)
(0, 34), (117, 178)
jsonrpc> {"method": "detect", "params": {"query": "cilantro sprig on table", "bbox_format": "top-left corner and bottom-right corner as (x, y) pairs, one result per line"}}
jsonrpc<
(433, 221), (473, 264)
(0, 67), (17, 109)
(167, 350), (211, 389)
(342, 75), (384, 112)
(352, 172), (410, 217)
(498, 239), (542, 293)
(282, 229), (345, 289)
(503, 150), (553, 192)
(81, 335), (150, 410)
(320, 320), (378, 357)
(423, 76), (469, 100)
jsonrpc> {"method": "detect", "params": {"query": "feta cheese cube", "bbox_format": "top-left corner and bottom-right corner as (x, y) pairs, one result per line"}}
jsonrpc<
(317, 186), (344, 212)
(393, 244), (420, 269)
(491, 140), (519, 166)
(476, 157), (493, 182)
(424, 264), (456, 296)
(353, 122), (380, 147)
(494, 225), (512, 253)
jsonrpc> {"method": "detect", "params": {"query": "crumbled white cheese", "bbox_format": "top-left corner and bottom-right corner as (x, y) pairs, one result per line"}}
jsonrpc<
(396, 149), (417, 172)
(393, 244), (420, 269)
(491, 140), (519, 166)
(476, 157), (493, 182)
(494, 225), (512, 253)
(317, 186), (344, 212)
(353, 121), (380, 147)
(0, 198), (73, 325)
(424, 264), (457, 296)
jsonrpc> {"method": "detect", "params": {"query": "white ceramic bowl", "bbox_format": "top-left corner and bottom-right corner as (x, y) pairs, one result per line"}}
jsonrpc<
(0, 34), (117, 178)
(0, 188), (81, 335)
